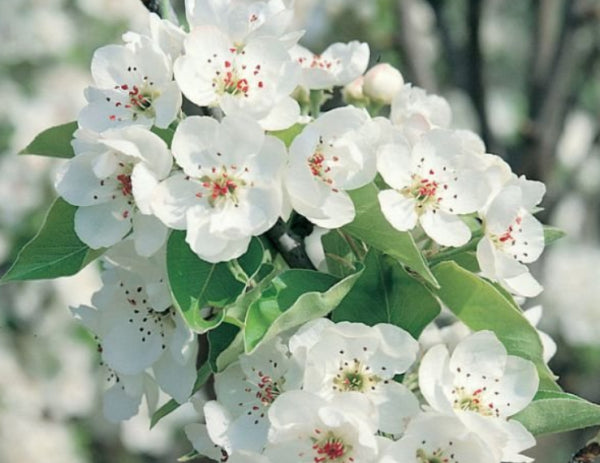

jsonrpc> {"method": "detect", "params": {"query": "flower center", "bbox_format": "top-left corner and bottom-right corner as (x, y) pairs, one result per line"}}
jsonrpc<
(306, 138), (341, 192)
(109, 80), (159, 122)
(198, 167), (247, 208)
(332, 359), (381, 393)
(402, 172), (442, 211)
(451, 386), (494, 416)
(491, 215), (523, 250)
(416, 448), (445, 463)
(212, 58), (264, 97)
(117, 173), (133, 197)
(255, 373), (283, 406)
(311, 431), (353, 463)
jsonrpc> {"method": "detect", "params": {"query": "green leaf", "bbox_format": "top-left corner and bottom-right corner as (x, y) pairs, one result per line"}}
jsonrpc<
(166, 232), (264, 333)
(244, 267), (363, 352)
(343, 184), (438, 288)
(19, 121), (77, 158)
(150, 362), (212, 429)
(514, 390), (600, 435)
(432, 262), (560, 391)
(1, 198), (104, 282)
(544, 225), (566, 245)
(321, 230), (356, 277)
(207, 322), (241, 372)
(332, 250), (440, 338)
(268, 123), (305, 147)
(151, 126), (175, 147)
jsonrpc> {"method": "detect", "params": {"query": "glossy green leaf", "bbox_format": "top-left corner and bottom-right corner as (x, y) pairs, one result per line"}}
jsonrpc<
(208, 322), (241, 372)
(150, 362), (212, 429)
(19, 121), (77, 158)
(343, 184), (438, 287)
(268, 123), (305, 147)
(332, 250), (440, 338)
(1, 198), (104, 282)
(432, 262), (560, 391)
(166, 232), (264, 333)
(514, 390), (600, 435)
(244, 267), (363, 352)
(321, 230), (357, 277)
(543, 226), (566, 245)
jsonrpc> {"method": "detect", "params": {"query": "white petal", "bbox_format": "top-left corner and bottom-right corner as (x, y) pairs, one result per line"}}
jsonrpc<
(376, 141), (413, 190)
(372, 382), (420, 434)
(153, 80), (182, 128)
(257, 97), (300, 131)
(151, 173), (200, 229)
(74, 200), (133, 249)
(153, 341), (198, 403)
(103, 380), (142, 422)
(378, 189), (418, 232)
(185, 423), (225, 461)
(102, 318), (166, 375)
(418, 344), (454, 413)
(420, 209), (471, 247)
(132, 213), (168, 257)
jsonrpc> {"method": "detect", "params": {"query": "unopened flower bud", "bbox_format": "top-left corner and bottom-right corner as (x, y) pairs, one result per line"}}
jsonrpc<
(363, 63), (404, 104)
(342, 76), (367, 105)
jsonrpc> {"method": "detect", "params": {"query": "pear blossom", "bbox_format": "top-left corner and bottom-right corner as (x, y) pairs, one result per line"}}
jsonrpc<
(290, 41), (369, 90)
(285, 106), (381, 228)
(264, 390), (380, 463)
(185, 0), (300, 48)
(362, 63), (404, 105)
(377, 129), (490, 247)
(152, 115), (286, 262)
(203, 337), (303, 454)
(174, 25), (300, 130)
(55, 126), (172, 256)
(71, 245), (198, 405)
(477, 178), (546, 297)
(390, 83), (452, 142)
(290, 319), (420, 434)
(378, 413), (496, 463)
(79, 32), (181, 132)
(419, 330), (538, 462)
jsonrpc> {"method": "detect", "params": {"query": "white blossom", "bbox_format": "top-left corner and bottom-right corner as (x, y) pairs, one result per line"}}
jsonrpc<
(71, 245), (198, 406)
(290, 319), (420, 434)
(203, 337), (302, 454)
(55, 126), (172, 256)
(174, 25), (300, 130)
(477, 177), (546, 297)
(419, 330), (538, 462)
(290, 41), (369, 90)
(285, 106), (381, 228)
(264, 390), (380, 463)
(185, 0), (300, 47)
(377, 129), (489, 247)
(378, 412), (496, 463)
(79, 32), (181, 132)
(390, 83), (452, 142)
(152, 115), (286, 262)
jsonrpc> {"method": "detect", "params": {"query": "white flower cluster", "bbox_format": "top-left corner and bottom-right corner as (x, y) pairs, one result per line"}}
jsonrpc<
(52, 0), (547, 294)
(44, 0), (552, 454)
(186, 320), (538, 463)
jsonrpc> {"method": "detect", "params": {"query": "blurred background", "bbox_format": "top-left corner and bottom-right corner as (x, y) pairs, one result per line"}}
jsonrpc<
(0, 0), (598, 461)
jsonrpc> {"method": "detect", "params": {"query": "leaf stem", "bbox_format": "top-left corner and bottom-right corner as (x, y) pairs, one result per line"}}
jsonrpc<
(427, 230), (483, 266)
